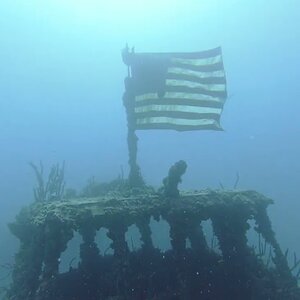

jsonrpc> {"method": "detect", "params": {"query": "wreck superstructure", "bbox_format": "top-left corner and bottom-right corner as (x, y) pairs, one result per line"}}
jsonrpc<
(6, 182), (300, 299)
(5, 45), (300, 299)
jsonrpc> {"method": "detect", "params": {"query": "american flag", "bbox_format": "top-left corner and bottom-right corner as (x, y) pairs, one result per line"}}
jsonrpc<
(126, 47), (227, 131)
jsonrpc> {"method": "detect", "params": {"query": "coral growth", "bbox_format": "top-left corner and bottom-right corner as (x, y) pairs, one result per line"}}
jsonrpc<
(29, 162), (65, 202)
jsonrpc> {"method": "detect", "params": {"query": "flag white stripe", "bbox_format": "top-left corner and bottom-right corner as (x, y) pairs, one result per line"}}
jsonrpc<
(166, 79), (226, 92)
(136, 117), (219, 127)
(135, 92), (224, 103)
(171, 55), (222, 66)
(168, 67), (225, 79)
(135, 105), (222, 115)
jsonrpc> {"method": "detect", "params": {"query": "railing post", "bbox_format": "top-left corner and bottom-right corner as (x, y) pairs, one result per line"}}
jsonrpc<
(8, 209), (44, 300)
(136, 215), (153, 251)
(42, 215), (73, 280)
(78, 212), (99, 272)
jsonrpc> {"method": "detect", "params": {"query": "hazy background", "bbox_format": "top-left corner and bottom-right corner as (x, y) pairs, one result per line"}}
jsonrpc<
(0, 0), (299, 285)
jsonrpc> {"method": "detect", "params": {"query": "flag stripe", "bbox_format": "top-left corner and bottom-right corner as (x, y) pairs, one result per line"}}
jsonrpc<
(135, 104), (222, 120)
(135, 117), (222, 131)
(136, 111), (221, 121)
(135, 93), (225, 109)
(135, 98), (224, 109)
(136, 117), (220, 126)
(138, 47), (222, 59)
(166, 79), (226, 92)
(168, 70), (226, 84)
(165, 85), (227, 98)
(135, 104), (222, 114)
(168, 73), (226, 84)
(134, 86), (226, 98)
(136, 123), (222, 131)
(171, 61), (224, 72)
(171, 55), (222, 67)
(168, 68), (225, 78)
(135, 92), (224, 103)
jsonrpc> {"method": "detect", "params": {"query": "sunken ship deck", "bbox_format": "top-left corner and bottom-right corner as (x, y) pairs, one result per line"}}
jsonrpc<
(6, 188), (300, 300)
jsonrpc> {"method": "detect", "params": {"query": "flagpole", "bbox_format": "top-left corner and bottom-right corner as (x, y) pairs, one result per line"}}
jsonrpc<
(122, 46), (144, 188)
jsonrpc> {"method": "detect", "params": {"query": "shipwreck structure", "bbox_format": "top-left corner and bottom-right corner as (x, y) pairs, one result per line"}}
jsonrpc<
(5, 162), (300, 300)
(5, 47), (300, 299)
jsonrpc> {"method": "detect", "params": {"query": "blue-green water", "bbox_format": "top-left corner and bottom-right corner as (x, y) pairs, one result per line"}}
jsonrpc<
(0, 0), (300, 293)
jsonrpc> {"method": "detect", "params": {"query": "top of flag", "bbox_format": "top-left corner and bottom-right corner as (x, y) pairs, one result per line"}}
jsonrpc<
(123, 47), (227, 131)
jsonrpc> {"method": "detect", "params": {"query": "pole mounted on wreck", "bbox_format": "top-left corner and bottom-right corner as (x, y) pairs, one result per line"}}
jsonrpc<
(122, 45), (144, 188)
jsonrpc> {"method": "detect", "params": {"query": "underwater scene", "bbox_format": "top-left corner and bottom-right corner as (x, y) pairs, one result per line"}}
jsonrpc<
(0, 1), (300, 299)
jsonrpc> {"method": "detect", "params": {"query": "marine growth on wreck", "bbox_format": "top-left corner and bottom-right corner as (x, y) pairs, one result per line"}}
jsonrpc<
(4, 161), (300, 300)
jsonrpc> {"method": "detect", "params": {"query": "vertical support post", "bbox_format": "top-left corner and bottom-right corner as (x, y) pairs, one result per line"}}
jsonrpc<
(78, 213), (99, 272)
(254, 205), (295, 282)
(211, 213), (250, 262)
(107, 222), (129, 258)
(136, 216), (153, 251)
(43, 215), (73, 279)
(166, 213), (189, 255)
(8, 215), (44, 300)
(187, 218), (209, 253)
(122, 46), (144, 188)
(106, 221), (129, 294)
(211, 208), (253, 299)
(164, 213), (189, 297)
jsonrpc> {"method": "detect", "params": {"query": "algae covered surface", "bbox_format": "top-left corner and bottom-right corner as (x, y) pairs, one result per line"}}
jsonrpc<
(24, 189), (272, 227)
